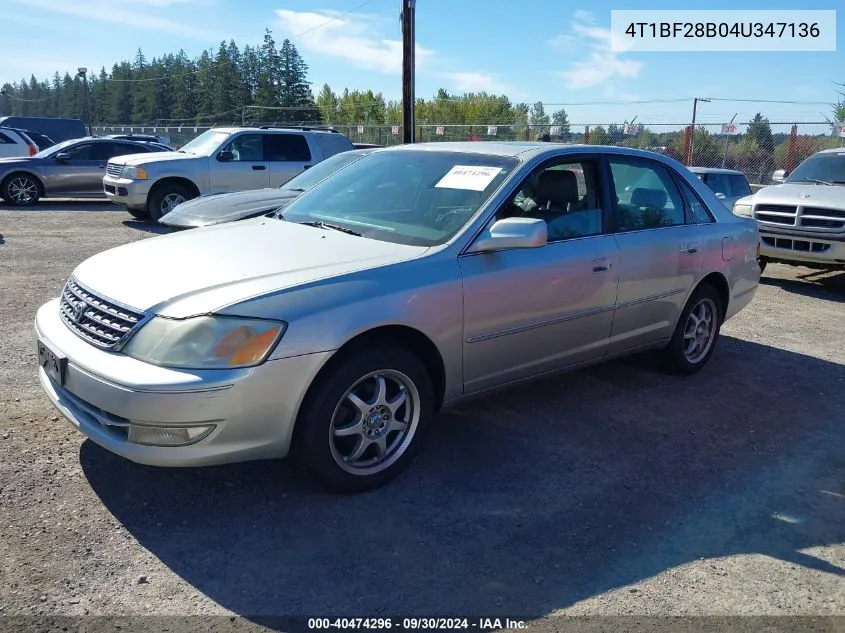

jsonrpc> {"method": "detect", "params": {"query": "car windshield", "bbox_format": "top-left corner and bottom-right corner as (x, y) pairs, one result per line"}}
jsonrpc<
(179, 130), (231, 155)
(279, 151), (370, 191)
(280, 150), (518, 246)
(33, 138), (78, 159)
(786, 153), (845, 185)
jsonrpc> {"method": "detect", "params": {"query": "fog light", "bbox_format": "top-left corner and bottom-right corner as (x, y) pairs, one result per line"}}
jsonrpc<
(128, 423), (215, 446)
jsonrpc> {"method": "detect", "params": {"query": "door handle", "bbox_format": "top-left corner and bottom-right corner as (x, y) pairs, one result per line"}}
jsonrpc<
(682, 242), (699, 254)
(252, 165), (266, 171)
(592, 258), (612, 273)
(303, 165), (311, 170)
(97, 164), (105, 169)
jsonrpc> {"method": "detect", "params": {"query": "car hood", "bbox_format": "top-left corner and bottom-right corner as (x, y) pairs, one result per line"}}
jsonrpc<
(160, 188), (300, 228)
(753, 183), (845, 207)
(111, 151), (199, 166)
(72, 218), (429, 318)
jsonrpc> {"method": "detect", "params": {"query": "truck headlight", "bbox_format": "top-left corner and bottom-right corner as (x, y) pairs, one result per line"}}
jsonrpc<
(123, 315), (287, 369)
(122, 165), (148, 180)
(732, 202), (753, 217)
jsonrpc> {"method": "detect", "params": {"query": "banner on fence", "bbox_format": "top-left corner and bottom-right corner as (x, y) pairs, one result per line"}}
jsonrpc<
(836, 124), (845, 138)
(550, 126), (561, 136)
(623, 123), (637, 136)
(435, 126), (445, 136)
(391, 125), (399, 135)
(357, 125), (364, 134)
(721, 122), (740, 135)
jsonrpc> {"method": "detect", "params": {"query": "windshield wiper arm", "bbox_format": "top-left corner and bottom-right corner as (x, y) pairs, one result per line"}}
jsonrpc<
(297, 220), (362, 236)
(801, 177), (834, 185)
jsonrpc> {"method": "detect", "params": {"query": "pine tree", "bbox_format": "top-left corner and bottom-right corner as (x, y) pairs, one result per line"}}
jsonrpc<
(278, 38), (317, 122)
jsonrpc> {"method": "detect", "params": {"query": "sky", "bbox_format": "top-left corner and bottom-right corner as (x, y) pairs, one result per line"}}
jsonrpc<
(1, 0), (842, 126)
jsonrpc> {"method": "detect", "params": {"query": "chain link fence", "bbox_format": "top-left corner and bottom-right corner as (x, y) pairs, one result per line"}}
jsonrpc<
(93, 121), (845, 185)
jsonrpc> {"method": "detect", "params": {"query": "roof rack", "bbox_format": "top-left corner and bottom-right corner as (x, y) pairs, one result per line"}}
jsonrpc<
(254, 125), (339, 133)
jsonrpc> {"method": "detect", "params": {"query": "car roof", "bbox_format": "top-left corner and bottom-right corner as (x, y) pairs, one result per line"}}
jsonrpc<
(816, 148), (845, 155)
(688, 166), (745, 175)
(212, 126), (341, 135)
(378, 141), (686, 162)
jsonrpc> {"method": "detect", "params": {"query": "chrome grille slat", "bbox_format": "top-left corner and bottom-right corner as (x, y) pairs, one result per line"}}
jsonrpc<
(106, 163), (124, 178)
(58, 278), (146, 349)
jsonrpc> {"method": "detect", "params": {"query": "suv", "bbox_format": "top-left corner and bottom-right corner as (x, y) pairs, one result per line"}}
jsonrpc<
(103, 126), (355, 220)
(732, 149), (845, 270)
(688, 167), (752, 210)
(0, 128), (38, 158)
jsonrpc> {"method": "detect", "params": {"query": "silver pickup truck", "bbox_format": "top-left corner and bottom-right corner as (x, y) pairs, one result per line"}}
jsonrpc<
(103, 126), (354, 221)
(732, 148), (845, 271)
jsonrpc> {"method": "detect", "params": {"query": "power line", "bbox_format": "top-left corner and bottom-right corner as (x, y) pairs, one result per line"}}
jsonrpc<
(707, 97), (836, 105)
(0, 91), (55, 103)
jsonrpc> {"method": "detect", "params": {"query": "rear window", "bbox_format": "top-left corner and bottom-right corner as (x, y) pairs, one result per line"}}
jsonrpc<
(729, 174), (751, 196)
(0, 131), (16, 144)
(265, 133), (312, 162)
(313, 132), (355, 158)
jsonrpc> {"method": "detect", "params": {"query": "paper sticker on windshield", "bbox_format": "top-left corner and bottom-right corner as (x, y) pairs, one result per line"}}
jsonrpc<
(435, 165), (502, 191)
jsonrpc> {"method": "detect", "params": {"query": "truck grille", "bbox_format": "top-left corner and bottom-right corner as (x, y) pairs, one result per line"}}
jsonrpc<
(754, 205), (845, 232)
(761, 236), (831, 253)
(106, 163), (124, 178)
(59, 278), (146, 350)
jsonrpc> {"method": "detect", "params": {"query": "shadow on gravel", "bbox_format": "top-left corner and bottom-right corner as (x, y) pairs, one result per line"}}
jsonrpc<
(3, 199), (124, 213)
(80, 336), (845, 624)
(121, 219), (176, 235)
(761, 269), (845, 302)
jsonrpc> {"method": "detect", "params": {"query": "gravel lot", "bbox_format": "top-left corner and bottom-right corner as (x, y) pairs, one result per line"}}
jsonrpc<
(1, 202), (844, 630)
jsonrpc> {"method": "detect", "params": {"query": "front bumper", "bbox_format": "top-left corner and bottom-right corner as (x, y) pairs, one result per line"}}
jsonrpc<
(759, 229), (845, 266)
(103, 174), (151, 209)
(35, 298), (332, 467)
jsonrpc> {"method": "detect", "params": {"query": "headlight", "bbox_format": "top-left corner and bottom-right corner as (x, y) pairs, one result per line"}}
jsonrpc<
(122, 165), (148, 180)
(122, 315), (286, 369)
(732, 203), (753, 217)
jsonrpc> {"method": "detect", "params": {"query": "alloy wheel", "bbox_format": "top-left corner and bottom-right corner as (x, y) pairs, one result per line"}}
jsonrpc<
(683, 297), (718, 364)
(7, 177), (37, 204)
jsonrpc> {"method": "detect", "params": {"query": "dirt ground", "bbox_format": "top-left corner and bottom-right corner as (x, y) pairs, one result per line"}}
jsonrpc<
(1, 202), (843, 631)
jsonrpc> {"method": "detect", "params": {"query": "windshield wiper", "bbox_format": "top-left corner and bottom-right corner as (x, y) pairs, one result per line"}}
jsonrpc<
(282, 187), (306, 192)
(297, 220), (362, 236)
(801, 177), (834, 185)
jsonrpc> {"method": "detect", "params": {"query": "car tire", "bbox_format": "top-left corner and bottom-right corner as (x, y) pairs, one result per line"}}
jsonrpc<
(2, 173), (41, 207)
(147, 183), (193, 222)
(293, 345), (435, 493)
(126, 207), (150, 220)
(660, 283), (723, 376)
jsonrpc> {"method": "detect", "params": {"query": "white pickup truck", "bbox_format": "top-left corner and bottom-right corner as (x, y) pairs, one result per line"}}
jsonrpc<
(732, 148), (845, 271)
(103, 126), (355, 221)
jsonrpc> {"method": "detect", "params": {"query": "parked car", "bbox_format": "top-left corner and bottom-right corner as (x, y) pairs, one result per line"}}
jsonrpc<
(732, 148), (845, 271)
(106, 133), (170, 147)
(688, 167), (752, 209)
(103, 126), (356, 221)
(0, 127), (38, 158)
(35, 143), (760, 492)
(1, 127), (55, 152)
(0, 116), (86, 143)
(0, 137), (169, 206)
(160, 147), (378, 228)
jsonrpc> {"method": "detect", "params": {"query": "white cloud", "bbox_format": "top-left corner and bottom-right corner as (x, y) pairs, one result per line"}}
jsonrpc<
(275, 9), (433, 75)
(439, 72), (510, 94)
(7, 0), (226, 41)
(552, 11), (644, 90)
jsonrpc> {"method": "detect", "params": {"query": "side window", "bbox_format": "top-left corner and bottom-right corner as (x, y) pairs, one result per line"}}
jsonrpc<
(265, 134), (312, 162)
(0, 132), (14, 144)
(61, 144), (94, 161)
(704, 172), (731, 196)
(223, 134), (265, 161)
(730, 174), (752, 197)
(497, 158), (604, 241)
(609, 160), (685, 231)
(678, 179), (715, 224)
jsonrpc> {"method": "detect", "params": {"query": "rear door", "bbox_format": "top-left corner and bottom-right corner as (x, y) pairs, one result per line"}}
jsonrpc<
(209, 133), (270, 192)
(42, 142), (103, 196)
(266, 133), (314, 187)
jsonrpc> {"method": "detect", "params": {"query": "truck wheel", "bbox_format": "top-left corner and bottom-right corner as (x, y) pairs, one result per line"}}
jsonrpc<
(148, 183), (193, 222)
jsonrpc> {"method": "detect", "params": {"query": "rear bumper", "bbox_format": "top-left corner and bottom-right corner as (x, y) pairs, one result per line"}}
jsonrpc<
(103, 175), (150, 208)
(759, 230), (845, 266)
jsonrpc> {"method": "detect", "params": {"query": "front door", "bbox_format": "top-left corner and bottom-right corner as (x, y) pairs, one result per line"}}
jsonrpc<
(606, 157), (704, 354)
(210, 133), (270, 192)
(460, 155), (620, 394)
(42, 142), (104, 196)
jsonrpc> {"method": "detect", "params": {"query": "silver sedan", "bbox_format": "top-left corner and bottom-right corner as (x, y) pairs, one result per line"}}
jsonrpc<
(34, 142), (761, 492)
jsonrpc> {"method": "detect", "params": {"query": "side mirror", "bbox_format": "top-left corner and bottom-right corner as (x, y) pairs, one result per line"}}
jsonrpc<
(467, 217), (547, 253)
(54, 152), (71, 162)
(714, 192), (726, 200)
(217, 150), (234, 162)
(771, 169), (786, 184)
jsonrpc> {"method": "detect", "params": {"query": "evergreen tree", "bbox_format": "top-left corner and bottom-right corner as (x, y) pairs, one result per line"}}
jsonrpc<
(746, 112), (774, 153)
(278, 38), (318, 122)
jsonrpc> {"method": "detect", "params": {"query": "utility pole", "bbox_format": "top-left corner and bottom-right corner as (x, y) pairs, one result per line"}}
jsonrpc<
(721, 113), (737, 168)
(77, 68), (93, 136)
(401, 0), (416, 144)
(686, 96), (710, 165)
(0, 89), (9, 116)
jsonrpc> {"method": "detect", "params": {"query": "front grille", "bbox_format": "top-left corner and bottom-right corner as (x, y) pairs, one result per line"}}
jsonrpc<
(59, 278), (146, 349)
(106, 163), (124, 178)
(754, 204), (797, 226)
(798, 207), (845, 231)
(761, 236), (831, 253)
